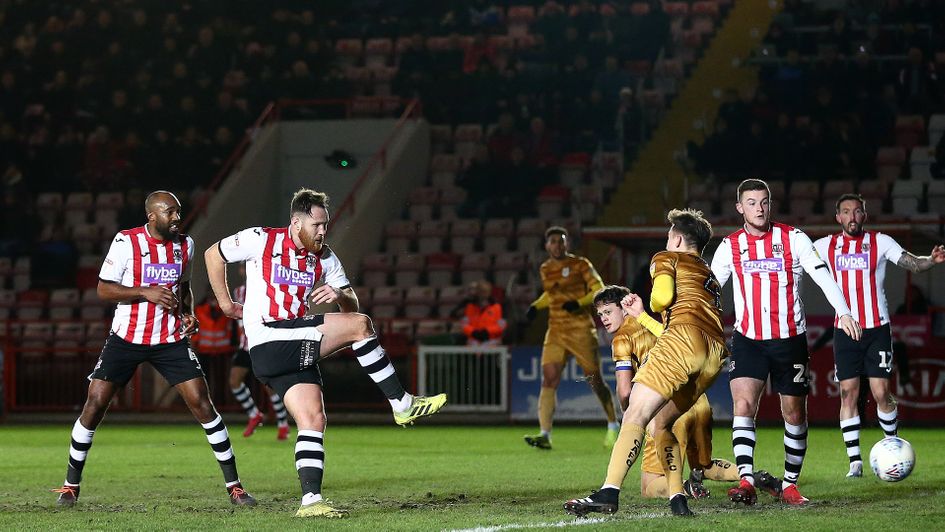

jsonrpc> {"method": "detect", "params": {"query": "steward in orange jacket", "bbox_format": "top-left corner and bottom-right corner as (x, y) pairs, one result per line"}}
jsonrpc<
(193, 294), (233, 355)
(461, 280), (506, 346)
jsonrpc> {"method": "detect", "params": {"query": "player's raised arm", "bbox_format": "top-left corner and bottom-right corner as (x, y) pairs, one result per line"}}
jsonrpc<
(896, 244), (945, 273)
(795, 230), (861, 341)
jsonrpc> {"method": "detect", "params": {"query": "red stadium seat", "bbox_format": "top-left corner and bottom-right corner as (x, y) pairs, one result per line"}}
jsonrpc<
(895, 115), (925, 152)
(404, 286), (436, 319)
(692, 1), (720, 19)
(515, 218), (547, 252)
(449, 219), (481, 254)
(460, 252), (492, 285)
(631, 3), (651, 16)
(408, 186), (440, 221)
(662, 1), (690, 18)
(494, 252), (527, 288)
(426, 253), (460, 288)
(437, 186), (468, 220)
(483, 218), (514, 254)
(436, 285), (467, 318)
(417, 220), (449, 254)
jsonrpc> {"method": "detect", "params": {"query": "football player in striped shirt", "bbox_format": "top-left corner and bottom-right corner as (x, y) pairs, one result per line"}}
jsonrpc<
(814, 193), (945, 477)
(711, 179), (862, 506)
(54, 191), (255, 508)
(205, 188), (446, 518)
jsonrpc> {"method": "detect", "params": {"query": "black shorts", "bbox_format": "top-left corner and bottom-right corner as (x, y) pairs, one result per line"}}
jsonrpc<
(729, 332), (810, 396)
(249, 316), (325, 398)
(232, 349), (252, 369)
(834, 324), (894, 381)
(89, 334), (204, 387)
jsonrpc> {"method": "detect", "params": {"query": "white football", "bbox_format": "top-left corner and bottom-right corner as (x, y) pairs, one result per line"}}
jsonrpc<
(869, 437), (915, 482)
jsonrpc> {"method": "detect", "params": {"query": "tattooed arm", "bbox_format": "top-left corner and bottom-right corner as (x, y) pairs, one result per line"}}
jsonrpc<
(897, 245), (945, 273)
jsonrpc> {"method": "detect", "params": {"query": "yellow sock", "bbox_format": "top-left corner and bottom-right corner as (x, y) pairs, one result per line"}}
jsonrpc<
(656, 430), (685, 496)
(642, 476), (668, 499)
(604, 423), (645, 487)
(538, 387), (556, 433)
(704, 459), (739, 481)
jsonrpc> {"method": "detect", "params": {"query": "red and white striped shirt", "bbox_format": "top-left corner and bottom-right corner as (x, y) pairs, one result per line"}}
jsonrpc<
(100, 226), (193, 345)
(813, 231), (905, 329)
(711, 222), (852, 340)
(218, 227), (349, 349)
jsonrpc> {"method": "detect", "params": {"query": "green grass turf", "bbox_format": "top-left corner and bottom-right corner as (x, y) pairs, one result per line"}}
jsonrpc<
(0, 423), (941, 530)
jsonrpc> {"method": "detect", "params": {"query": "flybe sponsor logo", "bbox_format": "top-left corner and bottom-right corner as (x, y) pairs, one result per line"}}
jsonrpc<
(742, 258), (784, 273)
(835, 253), (869, 271)
(143, 263), (181, 284)
(273, 265), (315, 287)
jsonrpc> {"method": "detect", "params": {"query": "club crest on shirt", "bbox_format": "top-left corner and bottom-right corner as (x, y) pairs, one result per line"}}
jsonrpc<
(772, 244), (784, 255)
(862, 243), (871, 252)
(306, 255), (318, 269)
(561, 267), (570, 277)
(173, 249), (183, 262)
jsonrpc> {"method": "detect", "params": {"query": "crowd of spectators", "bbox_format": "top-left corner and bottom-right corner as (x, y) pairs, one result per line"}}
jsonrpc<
(688, 0), (945, 188)
(1, 0), (685, 271)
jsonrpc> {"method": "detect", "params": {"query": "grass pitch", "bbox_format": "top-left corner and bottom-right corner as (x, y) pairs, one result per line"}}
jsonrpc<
(0, 423), (942, 530)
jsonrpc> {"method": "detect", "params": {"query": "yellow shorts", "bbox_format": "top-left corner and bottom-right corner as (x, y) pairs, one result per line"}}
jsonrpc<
(641, 394), (714, 474)
(633, 325), (727, 413)
(541, 326), (600, 374)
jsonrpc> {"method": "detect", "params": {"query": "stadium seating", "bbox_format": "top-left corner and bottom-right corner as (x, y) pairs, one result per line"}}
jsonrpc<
(435, 284), (468, 319)
(404, 285), (436, 319)
(892, 181), (924, 215)
(482, 219), (514, 254)
(423, 252), (458, 288)
(384, 220), (416, 254)
(394, 253), (425, 286)
(910, 146), (934, 183)
(460, 253), (492, 285)
(417, 220), (449, 254)
(48, 288), (80, 321)
(449, 219), (481, 254)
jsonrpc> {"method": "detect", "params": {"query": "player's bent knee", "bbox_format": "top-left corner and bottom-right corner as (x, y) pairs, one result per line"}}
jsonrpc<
(733, 399), (755, 416)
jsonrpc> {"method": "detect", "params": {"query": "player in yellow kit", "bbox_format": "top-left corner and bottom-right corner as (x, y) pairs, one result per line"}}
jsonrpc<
(565, 208), (729, 517)
(594, 285), (764, 501)
(524, 226), (618, 449)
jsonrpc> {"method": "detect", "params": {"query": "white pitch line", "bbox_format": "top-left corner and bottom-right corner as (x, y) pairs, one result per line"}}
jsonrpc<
(447, 513), (664, 532)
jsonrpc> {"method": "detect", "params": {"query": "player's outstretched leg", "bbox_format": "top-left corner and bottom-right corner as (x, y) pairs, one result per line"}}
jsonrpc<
(326, 314), (447, 426)
(393, 392), (448, 426)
